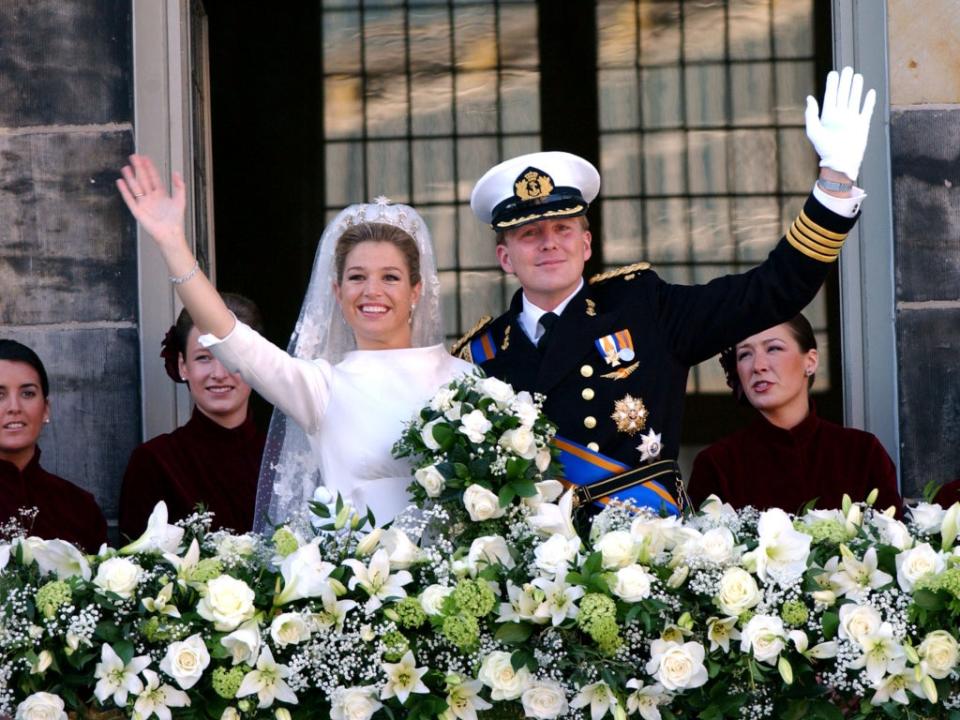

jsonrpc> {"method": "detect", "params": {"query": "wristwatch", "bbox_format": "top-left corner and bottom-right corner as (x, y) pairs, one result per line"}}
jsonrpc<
(817, 177), (854, 193)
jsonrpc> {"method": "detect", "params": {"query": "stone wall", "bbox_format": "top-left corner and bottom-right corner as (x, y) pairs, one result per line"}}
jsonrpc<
(888, 0), (960, 495)
(0, 0), (138, 531)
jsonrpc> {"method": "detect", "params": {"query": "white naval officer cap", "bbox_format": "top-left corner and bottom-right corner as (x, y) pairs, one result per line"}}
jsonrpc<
(470, 151), (601, 230)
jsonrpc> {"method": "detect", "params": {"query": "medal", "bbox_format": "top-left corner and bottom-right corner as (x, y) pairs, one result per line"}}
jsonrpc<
(595, 330), (635, 367)
(611, 394), (648, 436)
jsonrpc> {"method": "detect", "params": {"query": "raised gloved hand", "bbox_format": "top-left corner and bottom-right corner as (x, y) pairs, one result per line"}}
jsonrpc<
(804, 66), (876, 182)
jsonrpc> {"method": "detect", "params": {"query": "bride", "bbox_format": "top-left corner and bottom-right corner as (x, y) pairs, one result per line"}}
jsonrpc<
(118, 155), (473, 530)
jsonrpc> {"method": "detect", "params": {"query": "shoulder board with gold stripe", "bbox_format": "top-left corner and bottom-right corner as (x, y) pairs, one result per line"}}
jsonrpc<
(588, 261), (652, 285)
(450, 315), (493, 361)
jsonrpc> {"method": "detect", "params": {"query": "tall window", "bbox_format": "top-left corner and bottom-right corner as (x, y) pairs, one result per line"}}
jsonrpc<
(322, 0), (541, 338)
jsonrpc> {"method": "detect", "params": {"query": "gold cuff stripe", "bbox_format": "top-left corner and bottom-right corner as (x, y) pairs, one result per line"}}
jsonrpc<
(793, 217), (846, 252)
(787, 227), (839, 263)
(798, 210), (848, 241)
(790, 222), (842, 257)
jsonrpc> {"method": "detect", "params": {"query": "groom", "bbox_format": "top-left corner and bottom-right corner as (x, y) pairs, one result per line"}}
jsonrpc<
(454, 67), (875, 514)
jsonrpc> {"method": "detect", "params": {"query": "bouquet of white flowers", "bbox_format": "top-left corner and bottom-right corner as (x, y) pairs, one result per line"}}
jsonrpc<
(2, 375), (960, 720)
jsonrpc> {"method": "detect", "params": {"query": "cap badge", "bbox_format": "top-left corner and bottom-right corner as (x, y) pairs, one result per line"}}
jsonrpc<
(514, 168), (555, 201)
(611, 394), (648, 436)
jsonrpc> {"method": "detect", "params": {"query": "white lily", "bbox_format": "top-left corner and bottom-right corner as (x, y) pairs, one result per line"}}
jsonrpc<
(527, 490), (577, 539)
(380, 650), (429, 705)
(850, 622), (907, 682)
(162, 538), (201, 587)
(497, 581), (545, 624)
(444, 678), (492, 720)
(830, 545), (893, 600)
(28, 538), (92, 580)
(625, 679), (669, 720)
(275, 539), (335, 605)
(752, 508), (811, 586)
(142, 583), (181, 618)
(120, 502), (185, 555)
(221, 619), (262, 666)
(869, 667), (922, 705)
(705, 616), (740, 653)
(133, 669), (190, 720)
(531, 575), (585, 626)
(93, 643), (151, 706)
(236, 646), (298, 708)
(570, 681), (618, 720)
(344, 549), (412, 613)
(312, 585), (357, 632)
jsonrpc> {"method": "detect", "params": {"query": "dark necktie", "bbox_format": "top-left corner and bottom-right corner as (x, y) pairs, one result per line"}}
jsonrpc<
(538, 312), (559, 354)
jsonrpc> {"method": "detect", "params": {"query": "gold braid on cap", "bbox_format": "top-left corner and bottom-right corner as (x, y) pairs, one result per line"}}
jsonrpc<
(589, 261), (651, 285)
(451, 315), (493, 360)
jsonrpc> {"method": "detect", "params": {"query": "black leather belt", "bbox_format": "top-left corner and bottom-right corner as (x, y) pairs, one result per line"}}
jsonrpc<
(571, 459), (686, 511)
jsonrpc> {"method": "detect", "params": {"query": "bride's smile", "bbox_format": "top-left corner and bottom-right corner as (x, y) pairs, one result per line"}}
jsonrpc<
(334, 240), (422, 351)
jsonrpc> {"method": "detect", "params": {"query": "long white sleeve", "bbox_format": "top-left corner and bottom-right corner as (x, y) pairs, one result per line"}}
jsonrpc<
(198, 321), (332, 434)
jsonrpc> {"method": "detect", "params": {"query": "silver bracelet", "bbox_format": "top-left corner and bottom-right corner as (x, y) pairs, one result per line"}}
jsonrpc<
(169, 261), (200, 285)
(817, 177), (853, 193)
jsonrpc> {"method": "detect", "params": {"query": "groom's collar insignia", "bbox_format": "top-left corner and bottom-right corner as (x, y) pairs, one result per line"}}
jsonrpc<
(585, 298), (597, 317)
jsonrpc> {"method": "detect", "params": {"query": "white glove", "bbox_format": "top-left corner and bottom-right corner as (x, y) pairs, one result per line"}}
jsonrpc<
(804, 66), (876, 182)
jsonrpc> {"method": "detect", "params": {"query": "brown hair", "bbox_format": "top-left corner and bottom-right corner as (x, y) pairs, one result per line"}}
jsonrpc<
(495, 214), (590, 246)
(0, 339), (49, 398)
(334, 222), (421, 285)
(719, 313), (818, 401)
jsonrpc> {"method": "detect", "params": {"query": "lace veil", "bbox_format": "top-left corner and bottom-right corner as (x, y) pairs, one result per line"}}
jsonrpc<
(252, 198), (444, 532)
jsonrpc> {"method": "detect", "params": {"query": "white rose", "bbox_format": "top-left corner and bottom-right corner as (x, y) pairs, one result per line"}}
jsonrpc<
(533, 534), (581, 575)
(331, 686), (382, 720)
(611, 564), (653, 602)
(463, 484), (506, 522)
(629, 518), (670, 557)
(740, 615), (787, 664)
(479, 376), (516, 406)
(715, 567), (760, 617)
(644, 640), (708, 691)
(459, 409), (493, 443)
(414, 465), (445, 498)
(429, 386), (457, 412)
(381, 528), (421, 570)
(521, 679), (568, 719)
(512, 391), (540, 428)
(918, 630), (960, 679)
(93, 557), (142, 599)
(270, 613), (312, 647)
(478, 650), (531, 700)
(872, 514), (913, 551)
(700, 527), (736, 564)
(467, 535), (515, 573)
(908, 502), (945, 534)
(595, 531), (640, 569)
(499, 427), (538, 460)
(197, 575), (256, 631)
(420, 418), (444, 450)
(15, 692), (67, 720)
(837, 603), (882, 646)
(221, 619), (261, 665)
(419, 585), (453, 615)
(895, 543), (945, 591)
(160, 633), (210, 689)
(217, 534), (257, 557)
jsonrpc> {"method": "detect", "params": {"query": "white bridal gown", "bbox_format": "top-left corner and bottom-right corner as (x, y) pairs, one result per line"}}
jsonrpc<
(202, 321), (473, 523)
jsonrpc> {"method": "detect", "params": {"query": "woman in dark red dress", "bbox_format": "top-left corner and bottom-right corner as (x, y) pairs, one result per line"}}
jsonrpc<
(118, 294), (266, 539)
(0, 340), (107, 552)
(687, 314), (902, 515)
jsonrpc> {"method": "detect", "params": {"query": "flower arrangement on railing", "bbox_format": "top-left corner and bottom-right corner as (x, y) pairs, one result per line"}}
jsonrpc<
(2, 373), (960, 720)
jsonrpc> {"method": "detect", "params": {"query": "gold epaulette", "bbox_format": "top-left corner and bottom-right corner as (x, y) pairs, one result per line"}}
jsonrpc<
(588, 261), (652, 285)
(450, 315), (493, 360)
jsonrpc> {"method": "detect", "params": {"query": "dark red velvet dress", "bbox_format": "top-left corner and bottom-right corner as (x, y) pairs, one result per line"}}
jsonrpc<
(0, 447), (108, 553)
(118, 409), (265, 539)
(934, 479), (960, 506)
(688, 409), (903, 515)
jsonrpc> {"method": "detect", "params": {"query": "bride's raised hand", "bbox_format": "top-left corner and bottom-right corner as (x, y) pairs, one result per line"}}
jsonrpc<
(116, 154), (187, 248)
